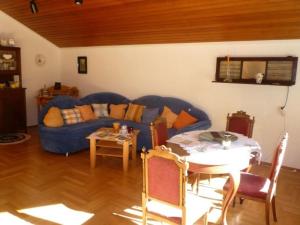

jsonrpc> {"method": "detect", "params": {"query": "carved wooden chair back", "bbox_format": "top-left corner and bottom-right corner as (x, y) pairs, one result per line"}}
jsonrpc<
(150, 118), (168, 148)
(141, 146), (188, 224)
(267, 133), (288, 202)
(226, 110), (255, 138)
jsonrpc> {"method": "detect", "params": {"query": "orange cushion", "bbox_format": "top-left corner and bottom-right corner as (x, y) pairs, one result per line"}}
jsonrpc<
(43, 107), (64, 127)
(173, 110), (198, 130)
(161, 106), (178, 128)
(124, 103), (145, 122)
(75, 105), (96, 121)
(110, 104), (128, 119)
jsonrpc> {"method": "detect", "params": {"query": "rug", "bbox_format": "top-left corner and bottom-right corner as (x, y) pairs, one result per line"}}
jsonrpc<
(0, 133), (31, 145)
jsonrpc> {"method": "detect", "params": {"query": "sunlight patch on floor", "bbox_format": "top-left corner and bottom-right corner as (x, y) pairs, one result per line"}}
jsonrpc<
(113, 205), (162, 225)
(18, 203), (93, 225)
(0, 212), (33, 225)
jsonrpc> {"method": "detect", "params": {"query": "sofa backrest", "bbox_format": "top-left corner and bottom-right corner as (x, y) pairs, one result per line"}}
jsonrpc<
(38, 96), (81, 124)
(132, 95), (209, 122)
(39, 92), (130, 124)
(80, 92), (130, 105)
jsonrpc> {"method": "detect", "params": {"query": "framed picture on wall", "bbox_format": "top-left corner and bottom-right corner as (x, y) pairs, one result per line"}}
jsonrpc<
(77, 56), (87, 74)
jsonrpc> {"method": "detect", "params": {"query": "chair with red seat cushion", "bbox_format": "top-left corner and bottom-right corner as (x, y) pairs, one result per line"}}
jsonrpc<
(150, 118), (168, 148)
(226, 110), (255, 138)
(141, 146), (211, 225)
(223, 133), (288, 225)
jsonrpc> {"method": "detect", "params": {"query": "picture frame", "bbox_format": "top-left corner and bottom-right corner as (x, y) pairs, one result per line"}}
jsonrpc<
(77, 56), (87, 74)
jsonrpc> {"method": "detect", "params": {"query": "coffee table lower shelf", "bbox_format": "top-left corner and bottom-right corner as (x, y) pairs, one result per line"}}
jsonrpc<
(87, 128), (139, 172)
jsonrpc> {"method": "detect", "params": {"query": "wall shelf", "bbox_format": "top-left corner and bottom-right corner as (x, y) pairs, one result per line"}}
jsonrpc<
(215, 56), (298, 86)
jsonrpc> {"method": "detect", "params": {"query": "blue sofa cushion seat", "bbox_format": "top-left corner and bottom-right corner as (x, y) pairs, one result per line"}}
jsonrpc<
(39, 93), (211, 154)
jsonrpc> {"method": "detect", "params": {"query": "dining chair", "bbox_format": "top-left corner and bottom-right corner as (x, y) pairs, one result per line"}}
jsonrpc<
(150, 118), (168, 148)
(223, 132), (288, 225)
(226, 110), (255, 138)
(141, 146), (211, 225)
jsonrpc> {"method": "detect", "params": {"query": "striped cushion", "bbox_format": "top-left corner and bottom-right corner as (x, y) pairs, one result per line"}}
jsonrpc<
(110, 104), (128, 119)
(61, 108), (83, 124)
(124, 103), (145, 122)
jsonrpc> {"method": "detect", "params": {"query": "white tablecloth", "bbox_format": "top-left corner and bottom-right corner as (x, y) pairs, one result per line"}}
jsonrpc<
(167, 130), (261, 162)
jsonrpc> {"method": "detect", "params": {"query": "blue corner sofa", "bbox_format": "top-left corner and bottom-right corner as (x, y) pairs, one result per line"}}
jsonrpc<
(38, 92), (211, 155)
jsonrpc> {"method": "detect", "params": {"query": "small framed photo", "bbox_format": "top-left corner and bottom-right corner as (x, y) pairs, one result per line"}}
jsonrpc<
(77, 56), (87, 74)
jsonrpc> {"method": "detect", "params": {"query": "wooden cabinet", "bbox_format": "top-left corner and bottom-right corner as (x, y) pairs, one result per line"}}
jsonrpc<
(0, 88), (27, 133)
(0, 46), (26, 134)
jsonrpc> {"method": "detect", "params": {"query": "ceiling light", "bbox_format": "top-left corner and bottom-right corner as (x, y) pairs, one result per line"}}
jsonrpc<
(75, 0), (83, 5)
(30, 0), (38, 14)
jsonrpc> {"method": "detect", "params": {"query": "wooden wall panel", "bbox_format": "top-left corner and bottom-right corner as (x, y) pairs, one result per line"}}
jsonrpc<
(1, 0), (300, 47)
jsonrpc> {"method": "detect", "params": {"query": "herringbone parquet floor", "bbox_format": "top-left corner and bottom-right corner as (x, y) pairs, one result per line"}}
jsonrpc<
(0, 128), (299, 225)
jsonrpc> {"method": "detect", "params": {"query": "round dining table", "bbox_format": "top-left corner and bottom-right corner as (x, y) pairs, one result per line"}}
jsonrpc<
(167, 130), (261, 225)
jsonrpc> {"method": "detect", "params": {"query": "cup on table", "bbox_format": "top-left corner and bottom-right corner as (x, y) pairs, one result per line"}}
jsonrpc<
(113, 122), (120, 133)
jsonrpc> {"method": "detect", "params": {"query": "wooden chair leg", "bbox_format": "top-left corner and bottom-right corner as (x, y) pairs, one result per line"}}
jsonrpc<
(272, 196), (278, 222)
(239, 197), (245, 205)
(265, 202), (270, 225)
(142, 193), (147, 225)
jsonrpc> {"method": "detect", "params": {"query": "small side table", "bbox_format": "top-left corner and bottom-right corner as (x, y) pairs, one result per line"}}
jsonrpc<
(87, 127), (140, 172)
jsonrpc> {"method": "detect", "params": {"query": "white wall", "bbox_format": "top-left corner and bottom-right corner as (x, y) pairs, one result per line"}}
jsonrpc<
(0, 11), (61, 125)
(61, 41), (300, 169)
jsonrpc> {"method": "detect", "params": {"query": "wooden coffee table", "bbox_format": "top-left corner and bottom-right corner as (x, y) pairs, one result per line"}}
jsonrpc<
(87, 127), (140, 172)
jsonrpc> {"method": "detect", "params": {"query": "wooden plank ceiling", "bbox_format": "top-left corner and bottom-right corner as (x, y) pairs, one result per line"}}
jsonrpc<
(1, 0), (300, 47)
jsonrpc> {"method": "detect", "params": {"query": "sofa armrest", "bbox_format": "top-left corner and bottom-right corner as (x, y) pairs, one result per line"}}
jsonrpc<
(174, 120), (211, 135)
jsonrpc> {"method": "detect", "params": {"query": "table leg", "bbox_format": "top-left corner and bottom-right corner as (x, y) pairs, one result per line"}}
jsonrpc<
(131, 134), (137, 161)
(221, 169), (240, 225)
(90, 138), (96, 168)
(123, 140), (129, 172)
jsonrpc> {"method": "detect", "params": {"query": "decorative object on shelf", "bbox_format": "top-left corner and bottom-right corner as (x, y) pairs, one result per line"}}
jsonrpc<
(224, 55), (232, 82)
(77, 56), (87, 74)
(215, 56), (298, 86)
(0, 39), (8, 46)
(35, 54), (46, 66)
(255, 73), (264, 84)
(54, 82), (61, 90)
(8, 38), (15, 46)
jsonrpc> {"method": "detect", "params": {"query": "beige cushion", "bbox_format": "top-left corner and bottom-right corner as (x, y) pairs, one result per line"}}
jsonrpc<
(109, 104), (128, 119)
(43, 107), (64, 127)
(75, 105), (96, 121)
(124, 103), (145, 122)
(161, 106), (178, 128)
(92, 103), (109, 118)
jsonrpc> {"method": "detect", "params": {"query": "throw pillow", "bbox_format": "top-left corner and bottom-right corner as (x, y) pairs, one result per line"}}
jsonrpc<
(124, 103), (145, 122)
(109, 104), (128, 119)
(173, 110), (198, 130)
(43, 107), (64, 127)
(142, 107), (159, 124)
(61, 108), (83, 124)
(161, 106), (178, 128)
(75, 105), (96, 121)
(92, 103), (109, 118)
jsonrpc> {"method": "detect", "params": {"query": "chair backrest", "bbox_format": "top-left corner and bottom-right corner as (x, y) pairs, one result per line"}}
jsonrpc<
(268, 133), (288, 199)
(150, 118), (168, 148)
(141, 146), (188, 207)
(269, 133), (288, 183)
(226, 110), (255, 138)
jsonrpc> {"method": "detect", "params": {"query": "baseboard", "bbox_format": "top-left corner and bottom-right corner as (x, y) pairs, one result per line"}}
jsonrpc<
(261, 161), (299, 173)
